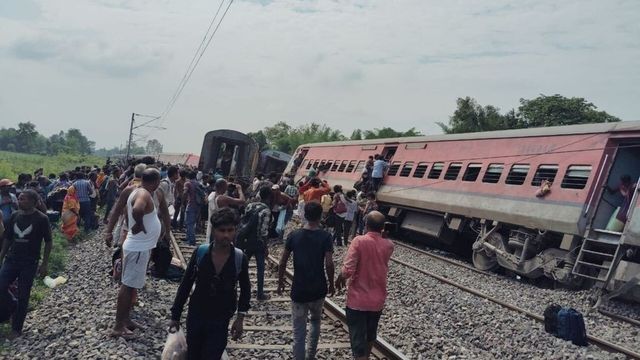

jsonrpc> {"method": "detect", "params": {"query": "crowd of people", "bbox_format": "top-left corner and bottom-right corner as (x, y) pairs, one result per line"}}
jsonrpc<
(0, 154), (395, 360)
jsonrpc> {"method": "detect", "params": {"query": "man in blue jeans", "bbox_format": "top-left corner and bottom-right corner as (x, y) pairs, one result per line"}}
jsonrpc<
(73, 172), (95, 232)
(241, 187), (272, 301)
(0, 189), (52, 339)
(278, 201), (335, 360)
(183, 171), (199, 246)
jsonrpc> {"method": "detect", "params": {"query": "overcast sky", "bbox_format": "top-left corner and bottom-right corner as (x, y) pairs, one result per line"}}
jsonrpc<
(0, 0), (638, 153)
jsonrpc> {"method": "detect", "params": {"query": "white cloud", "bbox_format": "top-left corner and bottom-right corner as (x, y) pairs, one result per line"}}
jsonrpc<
(0, 0), (638, 152)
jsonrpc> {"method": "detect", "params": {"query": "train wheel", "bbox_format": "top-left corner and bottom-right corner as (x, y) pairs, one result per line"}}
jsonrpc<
(472, 232), (504, 271)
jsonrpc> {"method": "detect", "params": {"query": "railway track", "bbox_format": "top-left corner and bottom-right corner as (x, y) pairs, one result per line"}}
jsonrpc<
(169, 231), (408, 360)
(393, 240), (640, 329)
(391, 240), (640, 359)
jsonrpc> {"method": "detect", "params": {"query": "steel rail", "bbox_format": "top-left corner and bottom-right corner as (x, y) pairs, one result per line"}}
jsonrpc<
(390, 255), (640, 359)
(267, 255), (409, 360)
(394, 240), (640, 330)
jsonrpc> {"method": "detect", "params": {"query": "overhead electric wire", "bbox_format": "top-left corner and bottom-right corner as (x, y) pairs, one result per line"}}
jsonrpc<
(157, 0), (235, 125)
(159, 0), (227, 119)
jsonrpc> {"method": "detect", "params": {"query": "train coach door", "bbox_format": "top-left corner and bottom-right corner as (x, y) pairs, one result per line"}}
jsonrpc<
(381, 145), (398, 161)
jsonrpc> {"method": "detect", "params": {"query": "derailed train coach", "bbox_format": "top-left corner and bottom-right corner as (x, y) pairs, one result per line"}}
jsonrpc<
(199, 130), (259, 181)
(285, 121), (640, 302)
(198, 130), (293, 184)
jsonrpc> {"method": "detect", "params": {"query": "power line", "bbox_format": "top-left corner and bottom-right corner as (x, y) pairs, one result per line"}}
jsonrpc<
(158, 0), (235, 125)
(159, 0), (227, 119)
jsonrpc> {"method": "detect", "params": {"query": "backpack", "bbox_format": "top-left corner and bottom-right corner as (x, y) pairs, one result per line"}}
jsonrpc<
(235, 204), (265, 252)
(333, 196), (347, 214)
(543, 304), (562, 335)
(556, 307), (588, 346)
(193, 182), (207, 207)
(194, 244), (243, 278)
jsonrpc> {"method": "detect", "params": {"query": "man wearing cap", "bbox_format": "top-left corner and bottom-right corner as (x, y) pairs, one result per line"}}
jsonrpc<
(0, 179), (18, 230)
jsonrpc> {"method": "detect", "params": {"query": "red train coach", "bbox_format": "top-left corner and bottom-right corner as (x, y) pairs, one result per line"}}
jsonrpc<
(286, 121), (640, 302)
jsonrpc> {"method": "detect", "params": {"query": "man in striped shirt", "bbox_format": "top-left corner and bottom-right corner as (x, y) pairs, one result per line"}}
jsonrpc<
(73, 172), (95, 232)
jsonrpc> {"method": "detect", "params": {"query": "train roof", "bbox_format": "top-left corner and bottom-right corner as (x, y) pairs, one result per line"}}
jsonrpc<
(298, 120), (640, 148)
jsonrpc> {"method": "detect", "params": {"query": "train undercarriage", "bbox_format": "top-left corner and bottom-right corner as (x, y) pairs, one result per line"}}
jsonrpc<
(385, 207), (640, 301)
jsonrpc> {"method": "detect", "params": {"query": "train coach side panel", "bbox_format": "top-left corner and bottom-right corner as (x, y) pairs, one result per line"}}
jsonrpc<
(378, 185), (586, 235)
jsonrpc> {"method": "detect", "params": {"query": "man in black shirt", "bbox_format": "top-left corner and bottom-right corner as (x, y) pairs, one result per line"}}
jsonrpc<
(0, 189), (52, 338)
(170, 207), (250, 360)
(278, 202), (335, 360)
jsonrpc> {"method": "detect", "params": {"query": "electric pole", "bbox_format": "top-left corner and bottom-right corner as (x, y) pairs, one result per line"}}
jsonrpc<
(125, 112), (135, 161)
(124, 113), (166, 162)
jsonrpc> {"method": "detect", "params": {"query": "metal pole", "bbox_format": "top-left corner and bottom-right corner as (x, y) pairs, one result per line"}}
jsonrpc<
(125, 113), (135, 162)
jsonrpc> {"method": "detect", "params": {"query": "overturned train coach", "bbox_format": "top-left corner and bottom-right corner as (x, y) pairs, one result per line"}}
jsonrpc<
(285, 121), (640, 302)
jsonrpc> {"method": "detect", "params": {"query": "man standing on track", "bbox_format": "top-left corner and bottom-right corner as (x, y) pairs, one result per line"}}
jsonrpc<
(239, 186), (272, 301)
(0, 189), (52, 339)
(277, 202), (335, 360)
(111, 168), (162, 338)
(73, 172), (96, 232)
(183, 171), (201, 246)
(170, 208), (250, 360)
(336, 211), (394, 360)
(206, 179), (246, 241)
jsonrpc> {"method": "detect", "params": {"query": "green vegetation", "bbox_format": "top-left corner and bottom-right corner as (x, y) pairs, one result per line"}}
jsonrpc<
(28, 230), (69, 309)
(0, 151), (105, 181)
(438, 94), (621, 134)
(248, 122), (422, 154)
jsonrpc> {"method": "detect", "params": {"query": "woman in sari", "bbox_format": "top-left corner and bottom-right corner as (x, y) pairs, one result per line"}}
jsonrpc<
(61, 185), (80, 241)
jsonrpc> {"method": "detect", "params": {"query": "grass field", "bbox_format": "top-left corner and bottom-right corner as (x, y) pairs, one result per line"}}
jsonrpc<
(0, 151), (105, 181)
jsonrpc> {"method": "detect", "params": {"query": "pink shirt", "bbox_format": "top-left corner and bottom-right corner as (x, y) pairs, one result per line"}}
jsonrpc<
(341, 232), (394, 312)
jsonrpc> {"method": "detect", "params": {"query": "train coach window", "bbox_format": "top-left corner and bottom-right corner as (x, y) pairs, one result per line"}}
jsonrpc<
(462, 163), (482, 182)
(532, 165), (559, 186)
(325, 161), (333, 171)
(331, 160), (340, 172)
(354, 160), (365, 173)
(505, 164), (530, 185)
(346, 160), (357, 173)
(482, 164), (504, 183)
(413, 162), (429, 178)
(313, 160), (320, 169)
(444, 162), (462, 180)
(561, 165), (592, 189)
(400, 162), (415, 177)
(305, 160), (312, 170)
(387, 161), (402, 176)
(428, 162), (444, 179)
(338, 160), (348, 172)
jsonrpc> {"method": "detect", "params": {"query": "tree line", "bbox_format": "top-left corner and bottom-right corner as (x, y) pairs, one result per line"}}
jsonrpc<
(438, 94), (620, 134)
(249, 94), (620, 154)
(0, 122), (95, 155)
(2, 94), (620, 157)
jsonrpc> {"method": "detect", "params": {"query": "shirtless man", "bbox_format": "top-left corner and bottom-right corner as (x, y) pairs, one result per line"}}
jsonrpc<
(110, 169), (162, 338)
(206, 179), (246, 240)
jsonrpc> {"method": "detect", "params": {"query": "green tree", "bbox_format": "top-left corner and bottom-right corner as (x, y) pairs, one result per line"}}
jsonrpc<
(145, 139), (163, 155)
(65, 129), (95, 155)
(350, 129), (363, 140)
(363, 127), (423, 139)
(518, 94), (620, 127)
(439, 95), (620, 134)
(16, 122), (38, 153)
(247, 130), (269, 151)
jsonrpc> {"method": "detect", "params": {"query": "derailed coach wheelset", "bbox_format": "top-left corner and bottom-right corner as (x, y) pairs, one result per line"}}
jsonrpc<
(284, 121), (640, 305)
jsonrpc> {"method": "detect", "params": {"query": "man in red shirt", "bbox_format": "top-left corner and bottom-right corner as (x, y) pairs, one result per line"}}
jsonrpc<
(336, 211), (394, 360)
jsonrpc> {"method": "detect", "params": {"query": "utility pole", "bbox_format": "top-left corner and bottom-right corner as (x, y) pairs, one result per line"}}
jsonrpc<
(124, 113), (165, 162)
(125, 112), (135, 162)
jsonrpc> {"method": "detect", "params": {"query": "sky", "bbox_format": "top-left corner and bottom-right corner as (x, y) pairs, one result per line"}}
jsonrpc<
(0, 0), (639, 153)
